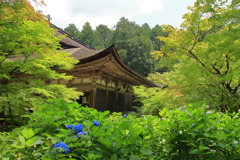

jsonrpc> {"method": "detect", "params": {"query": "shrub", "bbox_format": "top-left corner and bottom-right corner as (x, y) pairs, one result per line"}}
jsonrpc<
(1, 99), (240, 159)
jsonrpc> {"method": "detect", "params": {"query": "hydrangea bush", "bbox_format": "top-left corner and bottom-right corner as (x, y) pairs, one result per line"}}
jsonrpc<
(53, 142), (70, 154)
(1, 99), (240, 159)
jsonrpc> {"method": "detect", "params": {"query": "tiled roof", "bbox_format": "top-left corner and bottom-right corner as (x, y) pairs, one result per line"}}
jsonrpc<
(64, 47), (102, 60)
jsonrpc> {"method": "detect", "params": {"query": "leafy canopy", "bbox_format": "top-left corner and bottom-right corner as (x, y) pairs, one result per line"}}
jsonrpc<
(0, 0), (82, 129)
(112, 17), (157, 76)
(64, 23), (81, 40)
(151, 0), (240, 112)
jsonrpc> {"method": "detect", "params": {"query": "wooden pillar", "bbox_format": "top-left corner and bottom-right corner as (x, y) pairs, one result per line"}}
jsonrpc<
(125, 85), (133, 111)
(123, 84), (127, 112)
(91, 88), (96, 108)
(116, 90), (119, 112)
(106, 82), (109, 110)
(90, 75), (97, 109)
(123, 94), (127, 112)
(115, 81), (119, 112)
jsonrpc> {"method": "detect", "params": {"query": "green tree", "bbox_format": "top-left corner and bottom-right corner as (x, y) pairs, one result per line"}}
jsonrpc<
(95, 24), (112, 49)
(152, 0), (240, 112)
(150, 25), (171, 73)
(0, 0), (82, 129)
(150, 25), (168, 51)
(136, 23), (151, 37)
(112, 17), (156, 76)
(80, 22), (96, 47)
(64, 23), (81, 39)
(123, 36), (156, 76)
(112, 17), (138, 43)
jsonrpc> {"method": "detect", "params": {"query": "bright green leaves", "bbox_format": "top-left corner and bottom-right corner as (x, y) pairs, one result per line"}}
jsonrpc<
(152, 0), (240, 112)
(22, 128), (35, 139)
(26, 136), (42, 147)
(9, 128), (43, 150)
(19, 135), (26, 146)
(158, 103), (240, 159)
(134, 84), (186, 115)
(1, 100), (240, 159)
(0, 0), (82, 131)
(20, 128), (43, 147)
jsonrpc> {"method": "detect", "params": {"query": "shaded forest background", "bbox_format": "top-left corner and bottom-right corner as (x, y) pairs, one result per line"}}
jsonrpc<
(63, 17), (169, 77)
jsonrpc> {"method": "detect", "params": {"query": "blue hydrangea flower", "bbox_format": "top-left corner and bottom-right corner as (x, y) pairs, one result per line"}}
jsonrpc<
(66, 124), (73, 129)
(123, 114), (127, 118)
(77, 131), (87, 137)
(73, 124), (84, 133)
(53, 142), (70, 154)
(92, 120), (100, 126)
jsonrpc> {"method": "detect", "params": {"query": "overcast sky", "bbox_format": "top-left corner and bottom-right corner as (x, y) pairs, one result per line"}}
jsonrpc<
(33, 0), (195, 30)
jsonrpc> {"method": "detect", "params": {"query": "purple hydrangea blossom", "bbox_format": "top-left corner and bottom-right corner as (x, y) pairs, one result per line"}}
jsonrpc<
(77, 131), (87, 137)
(92, 120), (100, 126)
(53, 142), (70, 154)
(66, 124), (73, 129)
(123, 114), (127, 118)
(73, 124), (84, 133)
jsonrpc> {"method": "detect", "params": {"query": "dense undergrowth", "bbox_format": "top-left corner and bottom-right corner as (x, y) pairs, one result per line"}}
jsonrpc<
(1, 99), (240, 160)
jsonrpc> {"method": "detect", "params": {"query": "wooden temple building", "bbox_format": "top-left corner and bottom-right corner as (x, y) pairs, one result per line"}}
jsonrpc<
(53, 25), (159, 112)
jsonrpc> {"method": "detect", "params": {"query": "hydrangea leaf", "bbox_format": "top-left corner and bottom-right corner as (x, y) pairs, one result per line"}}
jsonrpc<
(22, 128), (35, 139)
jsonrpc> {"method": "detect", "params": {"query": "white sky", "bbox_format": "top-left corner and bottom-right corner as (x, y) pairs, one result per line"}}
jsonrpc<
(32, 0), (196, 30)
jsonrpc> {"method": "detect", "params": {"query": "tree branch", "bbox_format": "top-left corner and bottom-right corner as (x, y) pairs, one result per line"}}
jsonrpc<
(187, 50), (206, 68)
(220, 81), (239, 94)
(224, 54), (230, 75)
(23, 54), (31, 63)
(211, 63), (222, 75)
(9, 66), (20, 75)
(0, 57), (7, 65)
(233, 84), (240, 94)
(11, 70), (28, 79)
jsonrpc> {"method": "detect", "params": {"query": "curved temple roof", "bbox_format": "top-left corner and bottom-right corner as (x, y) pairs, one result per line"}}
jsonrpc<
(53, 24), (160, 88)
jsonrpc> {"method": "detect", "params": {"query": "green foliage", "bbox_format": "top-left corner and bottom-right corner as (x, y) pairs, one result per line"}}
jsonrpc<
(112, 17), (139, 42)
(1, 99), (240, 159)
(112, 17), (157, 76)
(63, 17), (169, 76)
(0, 0), (82, 131)
(64, 23), (81, 39)
(158, 104), (240, 159)
(80, 22), (96, 47)
(134, 85), (185, 115)
(118, 36), (156, 76)
(95, 24), (112, 49)
(151, 0), (240, 112)
(150, 24), (169, 51)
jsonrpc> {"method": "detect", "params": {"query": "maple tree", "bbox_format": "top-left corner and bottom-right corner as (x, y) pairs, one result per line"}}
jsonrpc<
(0, 0), (81, 128)
(151, 0), (240, 112)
